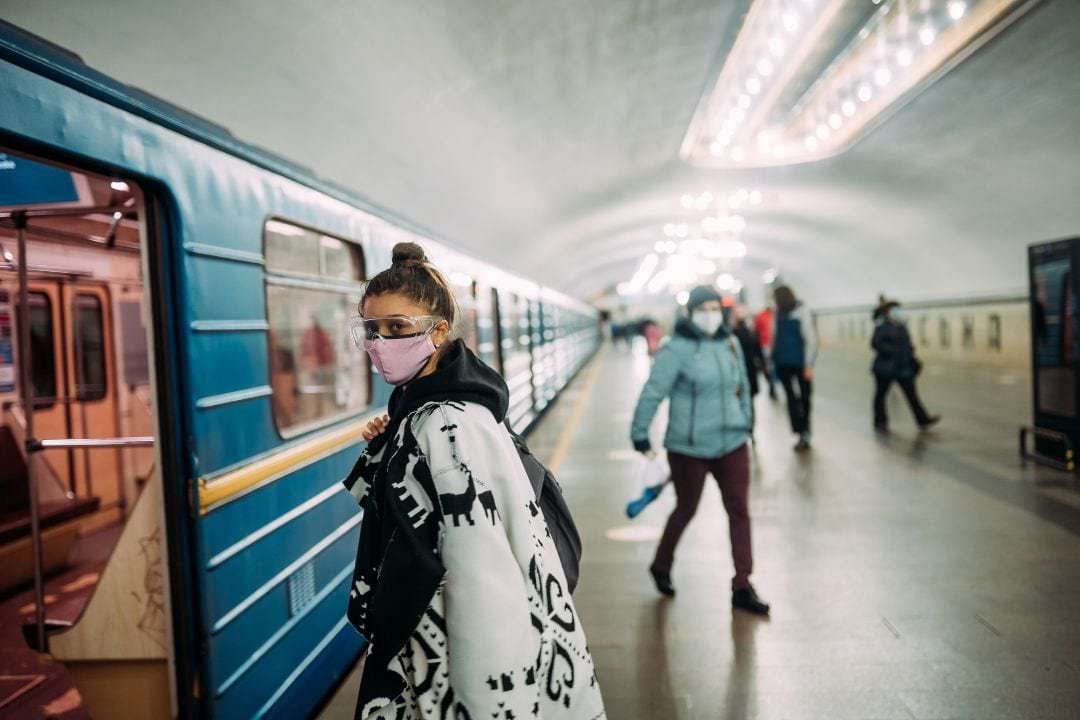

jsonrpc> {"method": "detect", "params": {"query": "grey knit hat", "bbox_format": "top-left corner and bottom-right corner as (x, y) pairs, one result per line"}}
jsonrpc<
(686, 285), (722, 311)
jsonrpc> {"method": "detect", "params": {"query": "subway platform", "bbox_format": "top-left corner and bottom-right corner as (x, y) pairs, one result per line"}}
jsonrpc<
(320, 343), (1080, 720)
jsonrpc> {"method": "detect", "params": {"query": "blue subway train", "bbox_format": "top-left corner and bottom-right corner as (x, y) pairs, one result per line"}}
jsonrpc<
(0, 23), (598, 720)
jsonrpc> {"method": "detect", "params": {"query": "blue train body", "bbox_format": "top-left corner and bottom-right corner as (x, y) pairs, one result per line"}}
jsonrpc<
(0, 22), (598, 719)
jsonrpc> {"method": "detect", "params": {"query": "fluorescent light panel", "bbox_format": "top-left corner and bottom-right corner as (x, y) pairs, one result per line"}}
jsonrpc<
(682, 0), (1041, 167)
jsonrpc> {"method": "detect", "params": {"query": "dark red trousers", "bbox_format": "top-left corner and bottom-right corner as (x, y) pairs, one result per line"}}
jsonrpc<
(653, 444), (753, 590)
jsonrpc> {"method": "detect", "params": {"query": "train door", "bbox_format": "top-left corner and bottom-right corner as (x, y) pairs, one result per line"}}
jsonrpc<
(63, 283), (123, 525)
(0, 148), (173, 719)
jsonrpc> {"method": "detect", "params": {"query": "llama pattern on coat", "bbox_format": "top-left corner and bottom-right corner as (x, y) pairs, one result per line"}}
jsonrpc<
(343, 400), (606, 720)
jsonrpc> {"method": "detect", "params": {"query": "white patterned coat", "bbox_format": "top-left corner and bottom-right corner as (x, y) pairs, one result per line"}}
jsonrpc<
(345, 400), (606, 720)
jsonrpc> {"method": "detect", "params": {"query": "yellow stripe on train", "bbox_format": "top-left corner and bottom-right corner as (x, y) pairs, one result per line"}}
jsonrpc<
(198, 412), (384, 514)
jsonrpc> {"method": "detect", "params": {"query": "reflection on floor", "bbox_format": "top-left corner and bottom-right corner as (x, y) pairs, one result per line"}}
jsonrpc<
(319, 342), (1080, 720)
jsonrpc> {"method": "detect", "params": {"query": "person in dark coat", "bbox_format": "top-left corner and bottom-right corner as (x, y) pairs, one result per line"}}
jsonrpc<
(731, 306), (765, 434)
(871, 296), (940, 432)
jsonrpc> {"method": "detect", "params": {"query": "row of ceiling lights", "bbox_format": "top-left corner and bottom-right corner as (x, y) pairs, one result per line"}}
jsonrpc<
(617, 187), (763, 298)
(684, 0), (1036, 167)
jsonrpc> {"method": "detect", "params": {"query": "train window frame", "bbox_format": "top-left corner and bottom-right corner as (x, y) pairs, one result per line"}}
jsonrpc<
(73, 293), (107, 402)
(262, 217), (371, 439)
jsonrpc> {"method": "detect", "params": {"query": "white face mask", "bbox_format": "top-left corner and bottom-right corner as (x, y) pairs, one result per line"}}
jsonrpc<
(693, 309), (724, 336)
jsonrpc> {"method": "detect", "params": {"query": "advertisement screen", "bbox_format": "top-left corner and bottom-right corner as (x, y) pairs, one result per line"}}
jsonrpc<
(1032, 247), (1077, 417)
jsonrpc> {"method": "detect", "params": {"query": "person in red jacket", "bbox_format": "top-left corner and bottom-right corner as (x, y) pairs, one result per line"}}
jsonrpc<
(754, 307), (778, 400)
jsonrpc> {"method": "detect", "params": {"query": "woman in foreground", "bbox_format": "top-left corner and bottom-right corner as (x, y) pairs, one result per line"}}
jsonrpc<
(342, 242), (606, 720)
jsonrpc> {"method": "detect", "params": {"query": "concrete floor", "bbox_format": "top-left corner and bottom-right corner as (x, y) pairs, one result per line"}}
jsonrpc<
(318, 342), (1080, 720)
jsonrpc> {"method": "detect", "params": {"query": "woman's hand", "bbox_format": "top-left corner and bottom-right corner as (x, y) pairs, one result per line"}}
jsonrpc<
(803, 367), (814, 381)
(362, 414), (390, 441)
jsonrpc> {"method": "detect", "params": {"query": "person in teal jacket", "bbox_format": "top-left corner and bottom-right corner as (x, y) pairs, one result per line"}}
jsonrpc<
(630, 285), (769, 615)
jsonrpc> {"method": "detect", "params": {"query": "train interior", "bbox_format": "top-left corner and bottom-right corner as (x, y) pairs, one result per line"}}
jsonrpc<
(0, 148), (170, 717)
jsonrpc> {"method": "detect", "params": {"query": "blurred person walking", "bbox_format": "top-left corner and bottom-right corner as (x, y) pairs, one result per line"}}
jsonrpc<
(731, 306), (765, 433)
(754, 305), (778, 399)
(772, 285), (817, 451)
(871, 296), (940, 432)
(641, 318), (664, 358)
(629, 285), (770, 615)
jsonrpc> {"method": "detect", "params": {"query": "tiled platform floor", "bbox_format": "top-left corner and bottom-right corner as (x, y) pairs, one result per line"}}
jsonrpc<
(319, 343), (1080, 720)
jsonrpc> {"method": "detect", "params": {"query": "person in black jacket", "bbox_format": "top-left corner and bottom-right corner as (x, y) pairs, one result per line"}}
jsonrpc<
(731, 306), (765, 432)
(871, 296), (940, 432)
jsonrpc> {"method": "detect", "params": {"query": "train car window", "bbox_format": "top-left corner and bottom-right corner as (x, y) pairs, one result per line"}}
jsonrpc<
(319, 235), (364, 281)
(918, 315), (929, 346)
(73, 294), (107, 401)
(501, 293), (521, 354)
(265, 220), (321, 277)
(450, 274), (479, 352)
(988, 314), (1002, 351)
(28, 292), (57, 406)
(264, 219), (370, 436)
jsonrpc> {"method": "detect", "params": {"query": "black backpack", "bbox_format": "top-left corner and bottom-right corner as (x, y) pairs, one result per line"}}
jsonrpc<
(504, 422), (583, 593)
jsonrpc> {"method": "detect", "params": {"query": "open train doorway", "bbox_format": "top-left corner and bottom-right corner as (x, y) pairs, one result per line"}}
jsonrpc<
(0, 148), (172, 718)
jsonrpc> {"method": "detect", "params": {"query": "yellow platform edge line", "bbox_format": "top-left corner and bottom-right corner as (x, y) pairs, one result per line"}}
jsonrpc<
(198, 411), (385, 514)
(547, 347), (607, 475)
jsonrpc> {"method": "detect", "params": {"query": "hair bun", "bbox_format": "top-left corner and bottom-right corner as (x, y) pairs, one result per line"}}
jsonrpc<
(391, 242), (427, 267)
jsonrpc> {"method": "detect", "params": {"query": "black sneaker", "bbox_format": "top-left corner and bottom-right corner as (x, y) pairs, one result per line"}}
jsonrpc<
(732, 585), (770, 615)
(794, 435), (811, 451)
(874, 422), (889, 434)
(918, 415), (941, 429)
(649, 566), (676, 597)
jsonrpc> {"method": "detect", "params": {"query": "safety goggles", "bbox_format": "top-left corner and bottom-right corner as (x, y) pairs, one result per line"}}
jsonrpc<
(348, 314), (440, 347)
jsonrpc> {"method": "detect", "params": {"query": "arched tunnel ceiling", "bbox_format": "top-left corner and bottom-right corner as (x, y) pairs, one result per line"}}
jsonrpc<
(4, 0), (1080, 306)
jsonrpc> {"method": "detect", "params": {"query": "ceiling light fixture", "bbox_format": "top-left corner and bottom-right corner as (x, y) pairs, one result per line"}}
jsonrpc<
(681, 0), (1042, 168)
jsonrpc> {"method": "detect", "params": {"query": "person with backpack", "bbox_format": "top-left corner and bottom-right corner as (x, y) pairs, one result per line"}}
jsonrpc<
(342, 243), (605, 720)
(630, 285), (770, 615)
(871, 295), (941, 432)
(771, 285), (817, 451)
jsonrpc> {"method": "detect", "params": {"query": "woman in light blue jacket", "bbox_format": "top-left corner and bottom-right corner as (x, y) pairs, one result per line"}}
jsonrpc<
(630, 286), (769, 615)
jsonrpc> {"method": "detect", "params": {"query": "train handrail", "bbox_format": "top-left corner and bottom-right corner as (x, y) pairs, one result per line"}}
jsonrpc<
(30, 436), (155, 450)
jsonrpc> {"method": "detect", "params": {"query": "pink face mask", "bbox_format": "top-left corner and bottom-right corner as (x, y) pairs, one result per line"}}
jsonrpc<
(363, 331), (437, 386)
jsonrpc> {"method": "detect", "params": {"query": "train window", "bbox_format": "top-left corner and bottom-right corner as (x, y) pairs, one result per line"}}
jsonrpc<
(264, 219), (369, 436)
(449, 273), (479, 352)
(265, 220), (322, 277)
(319, 235), (363, 281)
(73, 294), (107, 402)
(988, 314), (1002, 351)
(938, 317), (951, 349)
(962, 316), (975, 349)
(28, 293), (57, 406)
(918, 315), (929, 347)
